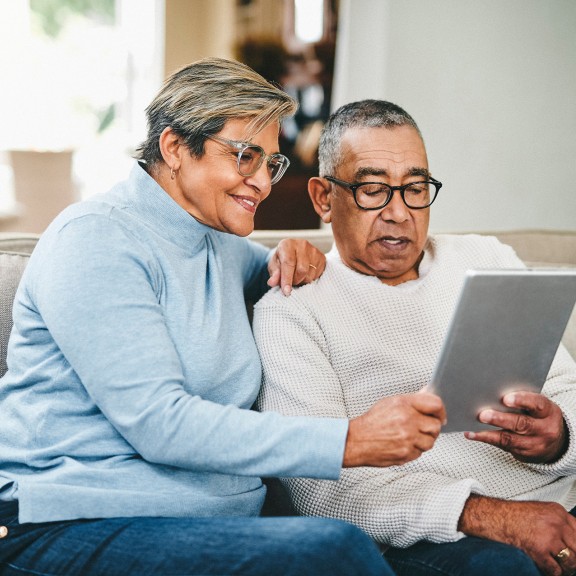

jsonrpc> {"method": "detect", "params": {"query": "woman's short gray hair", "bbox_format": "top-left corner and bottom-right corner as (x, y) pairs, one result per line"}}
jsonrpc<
(318, 99), (422, 177)
(135, 57), (297, 169)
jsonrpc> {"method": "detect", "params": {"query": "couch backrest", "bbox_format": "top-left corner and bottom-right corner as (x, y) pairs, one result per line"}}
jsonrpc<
(0, 233), (40, 255)
(1, 231), (574, 378)
(0, 251), (32, 377)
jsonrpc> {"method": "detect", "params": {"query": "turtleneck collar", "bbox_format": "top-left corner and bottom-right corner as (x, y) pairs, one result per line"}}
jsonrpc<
(114, 161), (217, 253)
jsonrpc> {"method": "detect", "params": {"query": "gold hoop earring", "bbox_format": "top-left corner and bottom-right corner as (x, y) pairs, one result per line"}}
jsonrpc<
(170, 167), (176, 180)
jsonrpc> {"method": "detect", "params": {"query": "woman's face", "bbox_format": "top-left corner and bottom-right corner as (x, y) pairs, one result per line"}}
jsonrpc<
(171, 119), (281, 237)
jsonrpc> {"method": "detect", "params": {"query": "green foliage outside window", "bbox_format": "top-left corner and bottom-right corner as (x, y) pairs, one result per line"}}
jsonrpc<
(30, 0), (114, 38)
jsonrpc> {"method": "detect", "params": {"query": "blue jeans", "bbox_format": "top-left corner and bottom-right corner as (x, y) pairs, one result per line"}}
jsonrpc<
(0, 501), (394, 576)
(384, 505), (576, 575)
(384, 535), (540, 575)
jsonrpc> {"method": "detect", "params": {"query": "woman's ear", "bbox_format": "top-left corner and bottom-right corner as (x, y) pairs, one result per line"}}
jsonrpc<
(158, 127), (183, 172)
(308, 177), (332, 224)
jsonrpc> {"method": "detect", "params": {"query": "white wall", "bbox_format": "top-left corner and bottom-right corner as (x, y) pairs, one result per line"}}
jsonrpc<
(333, 0), (576, 233)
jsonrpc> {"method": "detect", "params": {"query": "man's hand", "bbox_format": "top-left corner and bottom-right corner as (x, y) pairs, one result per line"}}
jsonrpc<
(343, 392), (446, 468)
(460, 495), (576, 576)
(267, 239), (326, 296)
(465, 391), (568, 463)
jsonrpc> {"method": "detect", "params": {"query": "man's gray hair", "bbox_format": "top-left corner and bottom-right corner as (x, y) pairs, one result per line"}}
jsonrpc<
(318, 99), (422, 177)
(135, 57), (297, 171)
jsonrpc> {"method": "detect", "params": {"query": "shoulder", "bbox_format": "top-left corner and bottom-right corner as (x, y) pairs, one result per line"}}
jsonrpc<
(431, 233), (523, 267)
(256, 257), (346, 309)
(253, 258), (368, 340)
(37, 201), (143, 255)
(29, 200), (164, 291)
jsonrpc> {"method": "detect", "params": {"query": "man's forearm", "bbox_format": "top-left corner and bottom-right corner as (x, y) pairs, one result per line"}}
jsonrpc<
(458, 494), (576, 575)
(457, 494), (509, 540)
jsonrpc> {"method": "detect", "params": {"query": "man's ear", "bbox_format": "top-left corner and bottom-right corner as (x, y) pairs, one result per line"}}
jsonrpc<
(308, 177), (332, 224)
(158, 126), (183, 171)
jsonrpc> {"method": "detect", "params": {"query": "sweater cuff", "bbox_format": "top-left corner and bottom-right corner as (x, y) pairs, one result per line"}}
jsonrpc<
(397, 478), (484, 547)
(289, 416), (349, 480)
(525, 403), (576, 476)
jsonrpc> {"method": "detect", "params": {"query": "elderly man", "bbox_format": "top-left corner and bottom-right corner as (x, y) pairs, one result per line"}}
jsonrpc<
(255, 99), (576, 576)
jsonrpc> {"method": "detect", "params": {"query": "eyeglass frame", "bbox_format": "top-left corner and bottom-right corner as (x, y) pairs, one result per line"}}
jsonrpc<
(324, 175), (442, 210)
(202, 133), (290, 184)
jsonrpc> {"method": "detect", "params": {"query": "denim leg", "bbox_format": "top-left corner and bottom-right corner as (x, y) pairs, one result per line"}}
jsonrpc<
(0, 505), (393, 575)
(385, 536), (540, 576)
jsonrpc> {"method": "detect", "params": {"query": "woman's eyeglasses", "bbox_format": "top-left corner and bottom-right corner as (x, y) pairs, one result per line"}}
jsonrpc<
(203, 134), (290, 185)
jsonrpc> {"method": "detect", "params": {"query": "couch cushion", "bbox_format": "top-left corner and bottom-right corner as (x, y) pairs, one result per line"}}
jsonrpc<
(0, 233), (40, 255)
(0, 252), (30, 377)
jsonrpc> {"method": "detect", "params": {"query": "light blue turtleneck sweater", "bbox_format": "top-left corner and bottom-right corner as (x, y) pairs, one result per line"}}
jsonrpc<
(0, 162), (347, 523)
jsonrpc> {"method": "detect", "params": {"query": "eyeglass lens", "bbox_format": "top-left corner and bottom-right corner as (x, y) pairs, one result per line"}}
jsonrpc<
(356, 182), (435, 209)
(237, 145), (288, 184)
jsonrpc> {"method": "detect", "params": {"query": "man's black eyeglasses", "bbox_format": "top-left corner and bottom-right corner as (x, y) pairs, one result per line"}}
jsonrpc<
(325, 176), (442, 210)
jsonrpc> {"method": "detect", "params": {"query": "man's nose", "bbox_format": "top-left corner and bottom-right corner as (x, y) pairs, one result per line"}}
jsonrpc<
(380, 189), (410, 222)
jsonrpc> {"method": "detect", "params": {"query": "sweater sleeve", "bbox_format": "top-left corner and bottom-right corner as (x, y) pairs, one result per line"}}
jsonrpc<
(29, 215), (347, 480)
(254, 292), (482, 547)
(526, 346), (576, 475)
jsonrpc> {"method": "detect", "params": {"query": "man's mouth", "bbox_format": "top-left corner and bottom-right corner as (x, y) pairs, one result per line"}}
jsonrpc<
(378, 236), (410, 250)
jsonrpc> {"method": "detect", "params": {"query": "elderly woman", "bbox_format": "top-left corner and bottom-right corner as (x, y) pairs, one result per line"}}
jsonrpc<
(0, 58), (442, 575)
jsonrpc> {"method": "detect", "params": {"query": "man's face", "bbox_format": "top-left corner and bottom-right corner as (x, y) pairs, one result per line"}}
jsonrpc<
(328, 125), (431, 285)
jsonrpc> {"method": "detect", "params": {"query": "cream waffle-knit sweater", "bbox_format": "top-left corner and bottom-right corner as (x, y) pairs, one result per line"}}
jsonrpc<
(254, 234), (576, 548)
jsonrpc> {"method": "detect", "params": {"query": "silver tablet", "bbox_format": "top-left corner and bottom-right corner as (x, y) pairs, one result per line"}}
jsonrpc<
(430, 269), (576, 433)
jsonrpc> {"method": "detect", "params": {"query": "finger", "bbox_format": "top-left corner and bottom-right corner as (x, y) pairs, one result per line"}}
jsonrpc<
(300, 260), (326, 284)
(293, 260), (315, 286)
(267, 251), (295, 296)
(552, 545), (576, 576)
(464, 429), (522, 451)
(278, 260), (296, 295)
(413, 433), (437, 454)
(410, 392), (446, 421)
(478, 408), (536, 434)
(299, 264), (318, 285)
(267, 268), (281, 288)
(419, 416), (443, 439)
(503, 391), (552, 418)
(307, 259), (326, 281)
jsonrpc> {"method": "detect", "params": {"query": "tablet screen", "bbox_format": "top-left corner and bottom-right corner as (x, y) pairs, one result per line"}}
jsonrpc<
(430, 269), (576, 432)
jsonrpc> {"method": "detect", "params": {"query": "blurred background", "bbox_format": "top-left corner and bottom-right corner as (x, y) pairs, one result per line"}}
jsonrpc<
(0, 0), (575, 234)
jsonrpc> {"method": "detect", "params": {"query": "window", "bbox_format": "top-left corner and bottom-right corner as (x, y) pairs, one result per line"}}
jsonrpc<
(0, 0), (164, 217)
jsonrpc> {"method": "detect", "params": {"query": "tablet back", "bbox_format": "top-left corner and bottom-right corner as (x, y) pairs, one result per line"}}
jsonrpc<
(430, 269), (576, 432)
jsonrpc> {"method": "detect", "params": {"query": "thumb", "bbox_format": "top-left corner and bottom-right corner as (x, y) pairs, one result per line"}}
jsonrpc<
(267, 268), (281, 287)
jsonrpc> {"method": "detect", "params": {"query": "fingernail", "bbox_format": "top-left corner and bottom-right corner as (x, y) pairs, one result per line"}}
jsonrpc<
(478, 410), (492, 423)
(282, 285), (292, 296)
(503, 393), (515, 405)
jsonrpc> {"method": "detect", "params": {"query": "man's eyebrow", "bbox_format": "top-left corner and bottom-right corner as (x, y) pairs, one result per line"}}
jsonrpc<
(355, 167), (388, 179)
(407, 167), (431, 179)
(354, 166), (431, 180)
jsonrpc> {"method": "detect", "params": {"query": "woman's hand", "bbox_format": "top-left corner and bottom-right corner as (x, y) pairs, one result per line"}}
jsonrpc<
(267, 239), (326, 296)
